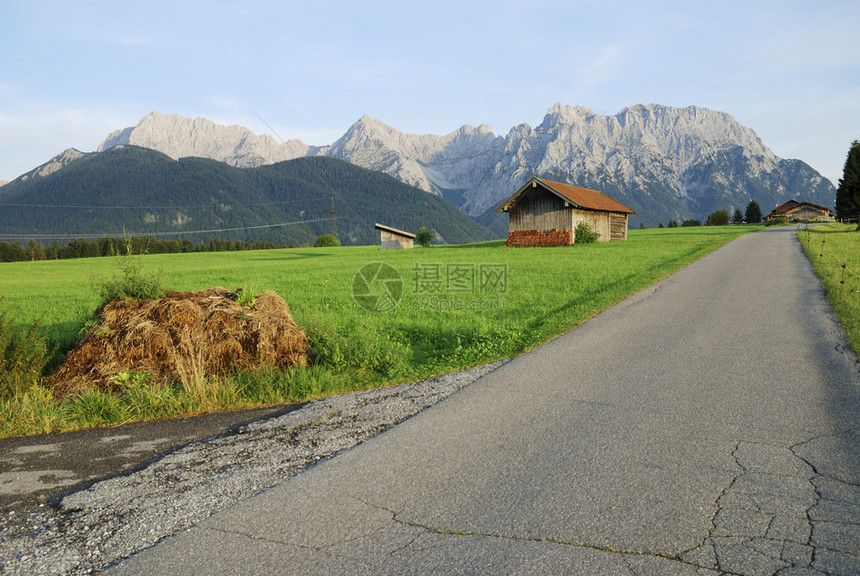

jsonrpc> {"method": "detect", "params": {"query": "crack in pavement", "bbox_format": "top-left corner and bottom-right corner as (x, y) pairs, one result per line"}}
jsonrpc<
(680, 436), (859, 576)
(345, 492), (722, 574)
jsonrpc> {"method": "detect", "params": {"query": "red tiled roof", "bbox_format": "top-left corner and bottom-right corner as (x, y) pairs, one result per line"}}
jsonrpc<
(496, 177), (635, 214)
(537, 178), (636, 214)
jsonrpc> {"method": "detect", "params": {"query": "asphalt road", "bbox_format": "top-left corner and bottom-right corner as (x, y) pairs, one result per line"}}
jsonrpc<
(102, 227), (858, 575)
(0, 404), (298, 510)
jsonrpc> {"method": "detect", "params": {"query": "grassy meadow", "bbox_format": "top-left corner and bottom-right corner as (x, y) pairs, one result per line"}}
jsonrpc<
(797, 223), (860, 355)
(0, 225), (761, 437)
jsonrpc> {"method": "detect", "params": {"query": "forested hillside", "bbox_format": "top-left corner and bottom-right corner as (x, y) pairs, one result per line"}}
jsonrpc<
(0, 146), (496, 246)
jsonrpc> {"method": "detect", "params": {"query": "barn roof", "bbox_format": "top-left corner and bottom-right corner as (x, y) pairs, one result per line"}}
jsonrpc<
(769, 199), (833, 216)
(772, 199), (802, 213)
(496, 177), (636, 214)
(374, 223), (416, 239)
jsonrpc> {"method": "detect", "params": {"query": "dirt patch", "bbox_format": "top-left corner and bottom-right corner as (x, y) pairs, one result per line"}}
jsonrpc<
(46, 288), (310, 396)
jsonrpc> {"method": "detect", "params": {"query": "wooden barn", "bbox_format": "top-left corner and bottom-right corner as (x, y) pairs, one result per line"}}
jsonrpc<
(765, 200), (835, 222)
(375, 223), (416, 250)
(496, 177), (636, 246)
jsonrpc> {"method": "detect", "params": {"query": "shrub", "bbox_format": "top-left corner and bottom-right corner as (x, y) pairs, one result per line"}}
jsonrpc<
(765, 216), (789, 227)
(415, 227), (434, 247)
(313, 234), (340, 247)
(706, 209), (730, 226)
(574, 221), (600, 244)
(682, 219), (702, 227)
(96, 257), (166, 305)
(667, 220), (679, 228)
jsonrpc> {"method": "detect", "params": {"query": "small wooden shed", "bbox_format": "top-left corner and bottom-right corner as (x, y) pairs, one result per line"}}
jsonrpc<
(496, 177), (635, 245)
(375, 223), (416, 250)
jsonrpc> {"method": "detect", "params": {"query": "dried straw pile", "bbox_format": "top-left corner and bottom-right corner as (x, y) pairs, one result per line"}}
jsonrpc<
(47, 288), (310, 396)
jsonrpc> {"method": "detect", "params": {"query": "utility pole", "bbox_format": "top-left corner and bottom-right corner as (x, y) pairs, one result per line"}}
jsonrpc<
(317, 197), (348, 238)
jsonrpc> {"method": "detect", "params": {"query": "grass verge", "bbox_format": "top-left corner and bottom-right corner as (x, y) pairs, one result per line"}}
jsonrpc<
(797, 223), (860, 356)
(0, 226), (760, 437)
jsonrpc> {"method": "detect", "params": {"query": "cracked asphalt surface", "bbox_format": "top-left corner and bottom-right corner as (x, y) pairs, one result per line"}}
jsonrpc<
(3, 227), (859, 575)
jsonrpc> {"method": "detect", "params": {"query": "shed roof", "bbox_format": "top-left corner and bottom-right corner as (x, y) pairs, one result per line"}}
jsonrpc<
(374, 223), (416, 239)
(496, 177), (636, 215)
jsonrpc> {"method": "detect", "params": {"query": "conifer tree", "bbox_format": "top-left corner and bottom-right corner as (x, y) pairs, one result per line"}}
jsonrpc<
(835, 140), (860, 228)
(745, 200), (762, 224)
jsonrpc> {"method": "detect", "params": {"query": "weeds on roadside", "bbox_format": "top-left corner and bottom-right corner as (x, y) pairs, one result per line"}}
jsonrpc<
(0, 298), (49, 400)
(0, 386), (59, 436)
(302, 316), (409, 378)
(798, 223), (860, 356)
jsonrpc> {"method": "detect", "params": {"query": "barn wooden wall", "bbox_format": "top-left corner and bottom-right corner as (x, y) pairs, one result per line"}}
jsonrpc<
(508, 188), (570, 232)
(610, 214), (628, 240)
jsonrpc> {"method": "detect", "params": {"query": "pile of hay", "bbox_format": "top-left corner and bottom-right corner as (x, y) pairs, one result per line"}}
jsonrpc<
(47, 288), (310, 396)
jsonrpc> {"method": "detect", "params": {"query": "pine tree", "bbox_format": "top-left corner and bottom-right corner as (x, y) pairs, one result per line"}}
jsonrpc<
(745, 200), (762, 224)
(732, 209), (744, 224)
(835, 140), (860, 228)
(26, 239), (38, 261)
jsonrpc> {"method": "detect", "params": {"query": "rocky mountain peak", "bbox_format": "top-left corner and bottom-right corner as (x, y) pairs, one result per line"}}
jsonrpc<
(17, 148), (86, 182)
(89, 105), (834, 227)
(544, 102), (596, 122)
(99, 111), (313, 168)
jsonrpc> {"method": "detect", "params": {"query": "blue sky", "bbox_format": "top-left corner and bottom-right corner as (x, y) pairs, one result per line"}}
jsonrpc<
(1, 0), (858, 186)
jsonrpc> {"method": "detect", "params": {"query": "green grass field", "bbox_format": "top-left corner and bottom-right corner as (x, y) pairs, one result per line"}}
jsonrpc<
(0, 226), (761, 437)
(797, 223), (860, 356)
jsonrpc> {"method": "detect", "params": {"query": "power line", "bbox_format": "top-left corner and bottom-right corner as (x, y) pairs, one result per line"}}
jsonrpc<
(252, 109), (288, 145)
(317, 197), (348, 237)
(0, 196), (331, 210)
(0, 216), (337, 241)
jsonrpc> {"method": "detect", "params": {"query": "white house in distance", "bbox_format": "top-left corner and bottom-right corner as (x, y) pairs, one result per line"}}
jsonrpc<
(375, 223), (416, 249)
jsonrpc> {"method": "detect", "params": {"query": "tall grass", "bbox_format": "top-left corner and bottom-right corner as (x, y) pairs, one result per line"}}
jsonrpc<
(0, 226), (761, 437)
(0, 298), (49, 400)
(798, 223), (860, 355)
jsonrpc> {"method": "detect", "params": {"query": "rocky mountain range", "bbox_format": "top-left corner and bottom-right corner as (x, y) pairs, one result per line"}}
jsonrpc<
(95, 105), (835, 228)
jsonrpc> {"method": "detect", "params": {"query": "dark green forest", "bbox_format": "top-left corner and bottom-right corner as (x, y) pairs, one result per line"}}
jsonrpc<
(0, 235), (288, 263)
(0, 146), (497, 248)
